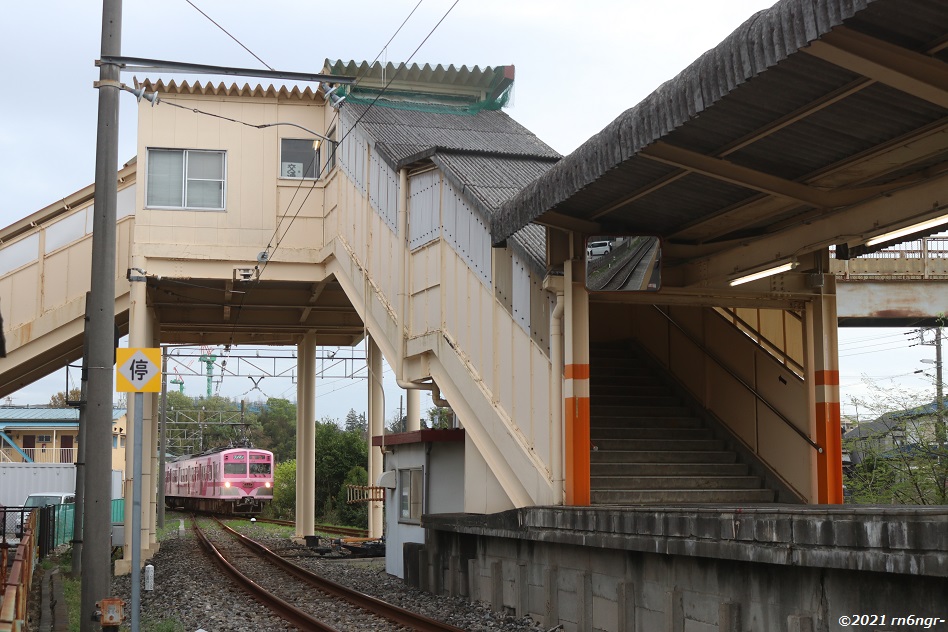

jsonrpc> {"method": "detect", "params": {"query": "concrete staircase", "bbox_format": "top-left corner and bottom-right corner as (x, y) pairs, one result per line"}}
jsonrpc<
(590, 345), (776, 504)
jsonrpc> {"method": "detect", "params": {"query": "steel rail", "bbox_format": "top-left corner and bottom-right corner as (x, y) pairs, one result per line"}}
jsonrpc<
(601, 239), (651, 291)
(214, 517), (465, 632)
(190, 517), (340, 632)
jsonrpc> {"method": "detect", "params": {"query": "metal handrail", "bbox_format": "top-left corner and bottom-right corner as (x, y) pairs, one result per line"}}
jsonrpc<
(714, 307), (804, 377)
(653, 306), (823, 454)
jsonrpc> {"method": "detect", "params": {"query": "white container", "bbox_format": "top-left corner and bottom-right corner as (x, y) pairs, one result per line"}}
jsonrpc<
(0, 463), (75, 507)
(144, 564), (154, 591)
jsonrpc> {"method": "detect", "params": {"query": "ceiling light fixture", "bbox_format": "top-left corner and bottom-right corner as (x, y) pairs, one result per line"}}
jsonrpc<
(729, 260), (798, 287)
(865, 212), (948, 247)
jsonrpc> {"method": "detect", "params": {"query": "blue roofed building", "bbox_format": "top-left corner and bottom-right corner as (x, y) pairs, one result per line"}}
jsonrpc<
(0, 407), (127, 473)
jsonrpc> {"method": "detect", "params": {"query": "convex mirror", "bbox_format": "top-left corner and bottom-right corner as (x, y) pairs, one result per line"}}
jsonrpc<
(585, 236), (661, 292)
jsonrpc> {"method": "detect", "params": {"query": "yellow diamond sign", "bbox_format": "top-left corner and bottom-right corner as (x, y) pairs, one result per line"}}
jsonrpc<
(116, 348), (162, 393)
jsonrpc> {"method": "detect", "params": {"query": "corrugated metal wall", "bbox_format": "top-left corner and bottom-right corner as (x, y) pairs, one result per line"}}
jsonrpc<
(511, 251), (531, 333)
(409, 171), (441, 249)
(442, 181), (491, 288)
(338, 117), (367, 195)
(369, 150), (398, 232)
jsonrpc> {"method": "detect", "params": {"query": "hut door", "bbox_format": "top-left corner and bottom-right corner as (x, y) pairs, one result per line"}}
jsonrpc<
(22, 435), (35, 460)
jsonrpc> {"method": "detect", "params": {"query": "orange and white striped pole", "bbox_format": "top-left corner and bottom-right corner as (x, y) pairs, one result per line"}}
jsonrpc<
(564, 258), (591, 505)
(807, 276), (843, 504)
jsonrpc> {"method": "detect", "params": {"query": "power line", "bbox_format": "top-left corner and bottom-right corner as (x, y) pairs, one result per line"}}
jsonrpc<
(145, 0), (462, 348)
(839, 343), (920, 358)
(184, 0), (274, 70)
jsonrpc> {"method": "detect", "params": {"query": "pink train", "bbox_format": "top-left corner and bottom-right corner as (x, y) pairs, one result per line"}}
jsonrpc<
(164, 447), (274, 515)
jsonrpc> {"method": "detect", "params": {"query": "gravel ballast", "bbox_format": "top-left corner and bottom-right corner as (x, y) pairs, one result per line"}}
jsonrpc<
(110, 521), (546, 632)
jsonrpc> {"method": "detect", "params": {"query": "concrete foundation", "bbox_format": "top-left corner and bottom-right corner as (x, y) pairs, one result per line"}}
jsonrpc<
(413, 506), (948, 632)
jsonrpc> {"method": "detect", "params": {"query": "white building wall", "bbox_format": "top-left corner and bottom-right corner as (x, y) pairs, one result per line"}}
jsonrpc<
(325, 125), (557, 513)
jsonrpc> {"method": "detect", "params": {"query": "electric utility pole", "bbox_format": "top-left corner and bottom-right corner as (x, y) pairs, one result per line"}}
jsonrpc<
(919, 327), (946, 448)
(83, 1), (122, 629)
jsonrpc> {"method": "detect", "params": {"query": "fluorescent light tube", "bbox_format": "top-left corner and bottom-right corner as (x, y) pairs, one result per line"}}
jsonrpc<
(866, 213), (948, 247)
(729, 261), (797, 286)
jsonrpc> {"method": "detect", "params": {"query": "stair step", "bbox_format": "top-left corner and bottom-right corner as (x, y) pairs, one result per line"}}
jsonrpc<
(591, 475), (762, 490)
(591, 488), (777, 504)
(592, 405), (693, 417)
(590, 347), (636, 359)
(591, 368), (655, 379)
(592, 395), (681, 407)
(591, 463), (749, 476)
(587, 344), (778, 505)
(591, 385), (671, 397)
(591, 450), (738, 464)
(590, 427), (714, 440)
(593, 438), (726, 451)
(591, 417), (704, 429)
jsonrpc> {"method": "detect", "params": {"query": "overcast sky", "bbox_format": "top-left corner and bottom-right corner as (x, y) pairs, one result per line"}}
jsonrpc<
(0, 0), (938, 420)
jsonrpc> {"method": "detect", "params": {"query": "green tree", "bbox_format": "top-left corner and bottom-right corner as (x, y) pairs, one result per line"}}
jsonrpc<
(49, 388), (82, 408)
(344, 408), (367, 434)
(426, 406), (454, 429)
(255, 398), (297, 462)
(314, 417), (368, 521)
(269, 459), (297, 519)
(844, 380), (948, 505)
(336, 465), (369, 528)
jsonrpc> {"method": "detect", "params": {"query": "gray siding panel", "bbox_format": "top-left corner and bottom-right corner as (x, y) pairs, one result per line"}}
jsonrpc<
(443, 180), (491, 288)
(409, 170), (442, 250)
(369, 150), (398, 232)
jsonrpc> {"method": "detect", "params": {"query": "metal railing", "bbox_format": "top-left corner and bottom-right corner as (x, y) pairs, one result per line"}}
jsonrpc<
(653, 306), (823, 454)
(0, 447), (77, 464)
(0, 508), (38, 632)
(714, 307), (805, 377)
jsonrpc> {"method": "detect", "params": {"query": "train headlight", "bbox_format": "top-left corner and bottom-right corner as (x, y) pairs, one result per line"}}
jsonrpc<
(224, 481), (231, 488)
(265, 482), (271, 488)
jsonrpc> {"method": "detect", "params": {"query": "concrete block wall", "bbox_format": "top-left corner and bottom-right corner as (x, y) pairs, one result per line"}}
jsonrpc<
(412, 508), (948, 632)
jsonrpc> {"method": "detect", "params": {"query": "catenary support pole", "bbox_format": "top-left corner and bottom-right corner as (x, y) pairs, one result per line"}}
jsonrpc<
(81, 1), (122, 629)
(72, 293), (92, 576)
(131, 391), (144, 631)
(157, 350), (168, 528)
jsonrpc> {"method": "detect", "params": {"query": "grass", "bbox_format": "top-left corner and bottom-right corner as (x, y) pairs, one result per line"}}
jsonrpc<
(38, 521), (189, 632)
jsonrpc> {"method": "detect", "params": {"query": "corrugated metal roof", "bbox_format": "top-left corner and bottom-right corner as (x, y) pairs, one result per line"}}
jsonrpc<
(140, 79), (322, 100)
(324, 60), (512, 98)
(339, 101), (558, 273)
(346, 103), (560, 167)
(0, 408), (126, 422)
(488, 0), (948, 291)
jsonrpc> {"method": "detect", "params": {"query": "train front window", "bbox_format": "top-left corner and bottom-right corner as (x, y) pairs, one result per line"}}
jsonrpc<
(224, 463), (247, 475)
(249, 463), (271, 475)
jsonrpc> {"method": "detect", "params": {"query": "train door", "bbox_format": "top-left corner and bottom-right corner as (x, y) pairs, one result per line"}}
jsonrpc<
(214, 462), (220, 496)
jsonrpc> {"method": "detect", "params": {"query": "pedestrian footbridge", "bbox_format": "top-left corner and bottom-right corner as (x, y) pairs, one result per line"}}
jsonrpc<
(2, 0), (948, 624)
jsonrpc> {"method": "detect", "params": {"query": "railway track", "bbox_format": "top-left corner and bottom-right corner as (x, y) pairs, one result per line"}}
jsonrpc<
(253, 517), (369, 538)
(192, 516), (464, 632)
(597, 239), (653, 291)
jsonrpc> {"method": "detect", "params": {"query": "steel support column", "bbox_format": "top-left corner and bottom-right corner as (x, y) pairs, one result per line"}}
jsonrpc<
(301, 332), (316, 536)
(368, 337), (384, 537)
(564, 258), (591, 506)
(406, 388), (421, 432)
(295, 338), (304, 536)
(805, 275), (843, 504)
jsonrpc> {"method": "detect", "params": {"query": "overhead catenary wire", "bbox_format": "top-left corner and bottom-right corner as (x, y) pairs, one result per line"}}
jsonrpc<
(184, 0), (274, 70)
(220, 0), (461, 348)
